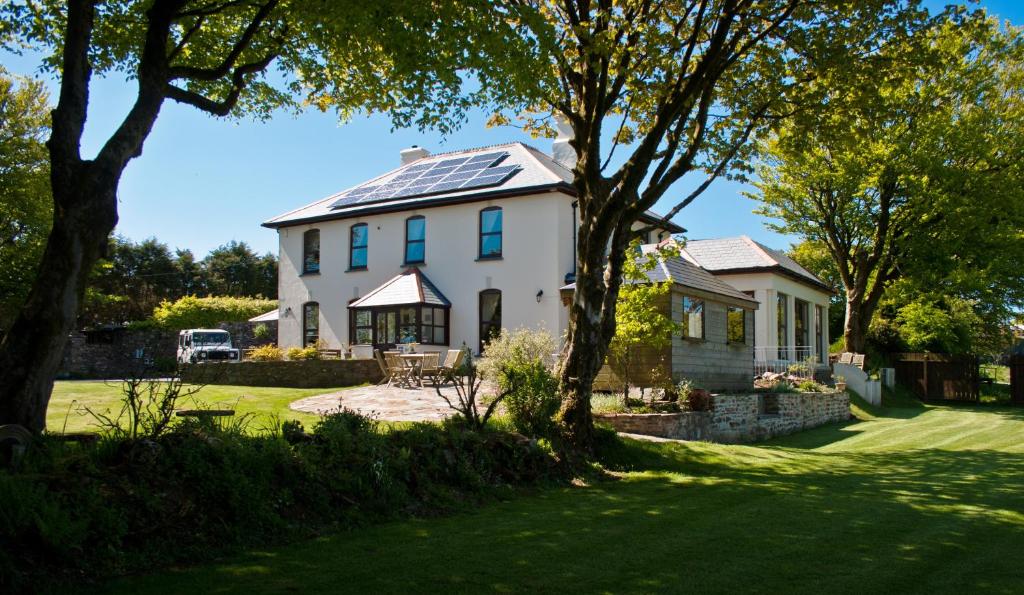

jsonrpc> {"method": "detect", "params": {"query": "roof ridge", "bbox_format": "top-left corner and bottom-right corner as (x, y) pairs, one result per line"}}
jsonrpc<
(517, 143), (565, 185)
(741, 235), (779, 267)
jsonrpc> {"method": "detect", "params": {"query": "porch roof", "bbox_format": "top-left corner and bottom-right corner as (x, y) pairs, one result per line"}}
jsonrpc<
(348, 268), (451, 309)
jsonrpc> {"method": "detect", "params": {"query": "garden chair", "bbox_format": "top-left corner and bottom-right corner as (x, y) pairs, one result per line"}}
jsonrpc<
(419, 352), (442, 387)
(384, 353), (412, 388)
(374, 349), (391, 385)
(851, 354), (866, 370)
(838, 352), (854, 365)
(437, 349), (465, 385)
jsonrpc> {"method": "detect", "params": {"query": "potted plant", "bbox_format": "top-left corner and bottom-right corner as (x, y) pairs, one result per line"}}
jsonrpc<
(834, 375), (847, 392)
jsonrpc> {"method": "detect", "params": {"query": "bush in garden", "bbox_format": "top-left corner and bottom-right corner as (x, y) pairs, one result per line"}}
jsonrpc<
(151, 295), (276, 329)
(480, 328), (561, 437)
(0, 408), (562, 592)
(253, 323), (272, 341)
(248, 344), (284, 361)
(286, 346), (320, 360)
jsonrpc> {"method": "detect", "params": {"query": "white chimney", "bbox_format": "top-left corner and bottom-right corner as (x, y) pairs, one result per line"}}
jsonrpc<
(400, 145), (430, 165)
(552, 114), (577, 170)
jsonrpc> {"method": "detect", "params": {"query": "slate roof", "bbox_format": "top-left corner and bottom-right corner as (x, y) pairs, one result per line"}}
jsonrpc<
(348, 268), (451, 309)
(263, 142), (683, 233)
(682, 236), (831, 293)
(562, 243), (758, 309)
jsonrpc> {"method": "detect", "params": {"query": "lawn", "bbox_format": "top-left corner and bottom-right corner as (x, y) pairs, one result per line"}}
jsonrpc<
(48, 381), (350, 433)
(102, 394), (1024, 594)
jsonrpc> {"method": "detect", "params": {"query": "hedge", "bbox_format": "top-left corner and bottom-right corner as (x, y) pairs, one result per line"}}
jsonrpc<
(151, 296), (276, 329)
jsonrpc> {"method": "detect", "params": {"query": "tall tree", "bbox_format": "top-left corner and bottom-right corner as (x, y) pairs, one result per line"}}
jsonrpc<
(0, 67), (50, 332)
(750, 13), (1024, 352)
(202, 241), (276, 298)
(496, 0), (923, 447)
(0, 0), (529, 432)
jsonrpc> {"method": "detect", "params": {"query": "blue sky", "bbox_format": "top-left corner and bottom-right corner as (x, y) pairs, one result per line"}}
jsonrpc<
(1, 1), (1020, 257)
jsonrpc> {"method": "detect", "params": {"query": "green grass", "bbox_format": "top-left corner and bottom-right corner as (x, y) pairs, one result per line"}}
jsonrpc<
(101, 396), (1024, 594)
(48, 381), (350, 433)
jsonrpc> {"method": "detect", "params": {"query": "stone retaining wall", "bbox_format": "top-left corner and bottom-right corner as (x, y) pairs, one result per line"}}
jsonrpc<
(182, 359), (381, 388)
(594, 391), (851, 444)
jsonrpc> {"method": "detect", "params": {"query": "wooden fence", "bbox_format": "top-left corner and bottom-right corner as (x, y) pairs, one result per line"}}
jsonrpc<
(893, 353), (979, 402)
(1011, 355), (1024, 405)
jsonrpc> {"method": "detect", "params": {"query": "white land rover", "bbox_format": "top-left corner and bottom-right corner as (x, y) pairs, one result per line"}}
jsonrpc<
(177, 329), (241, 364)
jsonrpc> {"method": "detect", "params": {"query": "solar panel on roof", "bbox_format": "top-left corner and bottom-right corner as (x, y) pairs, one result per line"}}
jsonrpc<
(327, 151), (521, 210)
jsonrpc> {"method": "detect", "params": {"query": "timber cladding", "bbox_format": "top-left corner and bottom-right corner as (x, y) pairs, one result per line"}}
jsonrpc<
(893, 353), (979, 402)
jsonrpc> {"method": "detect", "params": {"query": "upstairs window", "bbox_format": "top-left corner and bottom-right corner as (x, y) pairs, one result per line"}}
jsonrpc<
(350, 223), (368, 270)
(681, 296), (704, 340)
(405, 216), (425, 264)
(303, 302), (319, 347)
(479, 207), (502, 259)
(302, 229), (320, 274)
(728, 306), (746, 344)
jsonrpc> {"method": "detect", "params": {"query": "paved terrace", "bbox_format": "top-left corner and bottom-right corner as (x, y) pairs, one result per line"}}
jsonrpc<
(290, 384), (469, 422)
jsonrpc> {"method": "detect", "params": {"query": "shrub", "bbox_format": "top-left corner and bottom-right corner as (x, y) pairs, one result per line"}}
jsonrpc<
(796, 379), (826, 393)
(253, 323), (272, 340)
(0, 410), (563, 592)
(151, 296), (276, 330)
(248, 344), (284, 361)
(286, 346), (320, 360)
(480, 328), (561, 437)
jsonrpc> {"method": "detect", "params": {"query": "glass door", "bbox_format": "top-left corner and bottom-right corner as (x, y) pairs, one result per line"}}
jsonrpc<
(373, 310), (398, 349)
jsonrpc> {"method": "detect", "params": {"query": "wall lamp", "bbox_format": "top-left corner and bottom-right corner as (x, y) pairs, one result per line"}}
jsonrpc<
(536, 290), (544, 303)
(284, 307), (293, 318)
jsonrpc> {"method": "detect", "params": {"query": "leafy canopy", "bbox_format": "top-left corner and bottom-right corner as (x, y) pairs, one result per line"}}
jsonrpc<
(0, 66), (50, 330)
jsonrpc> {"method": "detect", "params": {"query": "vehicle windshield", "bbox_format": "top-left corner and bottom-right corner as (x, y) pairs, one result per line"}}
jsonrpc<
(193, 332), (230, 346)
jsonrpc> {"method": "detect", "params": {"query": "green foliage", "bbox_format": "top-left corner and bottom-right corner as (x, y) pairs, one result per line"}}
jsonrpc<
(481, 328), (560, 437)
(83, 237), (278, 326)
(286, 346), (320, 361)
(750, 14), (1024, 351)
(607, 241), (681, 397)
(248, 344), (283, 362)
(0, 411), (562, 590)
(0, 67), (50, 330)
(152, 296), (276, 330)
(253, 323), (271, 341)
(894, 299), (981, 354)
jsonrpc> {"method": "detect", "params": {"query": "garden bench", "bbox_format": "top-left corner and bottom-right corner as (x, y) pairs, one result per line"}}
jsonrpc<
(175, 409), (236, 420)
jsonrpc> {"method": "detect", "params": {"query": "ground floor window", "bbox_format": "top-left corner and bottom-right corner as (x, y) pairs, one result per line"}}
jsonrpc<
(795, 298), (810, 356)
(303, 302), (319, 347)
(777, 293), (789, 360)
(727, 306), (746, 344)
(350, 305), (449, 347)
(815, 305), (824, 363)
(681, 296), (704, 340)
(479, 289), (502, 353)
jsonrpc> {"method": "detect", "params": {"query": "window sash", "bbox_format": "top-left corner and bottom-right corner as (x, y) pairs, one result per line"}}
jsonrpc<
(681, 296), (704, 340)
(479, 208), (502, 258)
(405, 217), (426, 264)
(727, 307), (745, 344)
(303, 302), (319, 347)
(350, 224), (368, 269)
(303, 230), (320, 274)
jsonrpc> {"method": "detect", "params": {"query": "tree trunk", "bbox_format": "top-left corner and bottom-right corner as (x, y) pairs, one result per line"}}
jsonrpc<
(843, 296), (872, 354)
(0, 164), (119, 432)
(558, 212), (630, 450)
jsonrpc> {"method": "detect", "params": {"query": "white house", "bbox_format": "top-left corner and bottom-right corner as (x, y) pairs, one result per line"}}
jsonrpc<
(263, 141), (682, 355)
(681, 236), (834, 371)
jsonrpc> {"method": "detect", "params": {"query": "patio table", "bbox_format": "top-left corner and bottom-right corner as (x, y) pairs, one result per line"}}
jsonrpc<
(399, 353), (426, 387)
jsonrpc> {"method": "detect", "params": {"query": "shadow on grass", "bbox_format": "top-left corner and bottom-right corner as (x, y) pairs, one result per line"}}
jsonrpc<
(102, 436), (1024, 595)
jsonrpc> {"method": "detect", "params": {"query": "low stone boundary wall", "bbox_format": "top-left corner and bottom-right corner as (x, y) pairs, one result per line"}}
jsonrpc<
(594, 392), (851, 444)
(182, 359), (381, 388)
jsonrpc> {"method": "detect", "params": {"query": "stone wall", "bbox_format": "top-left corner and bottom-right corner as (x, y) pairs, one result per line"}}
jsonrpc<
(181, 359), (381, 388)
(58, 320), (279, 379)
(594, 391), (851, 444)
